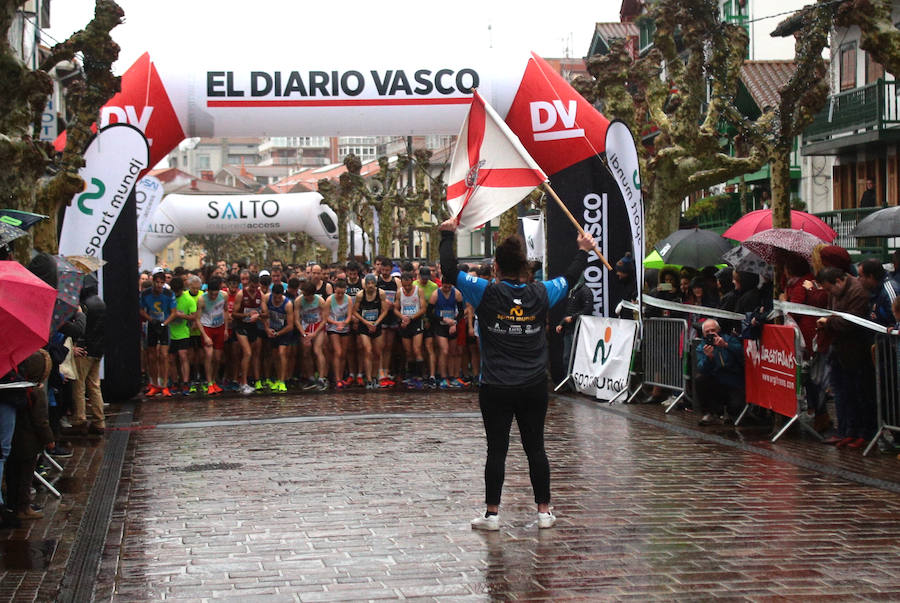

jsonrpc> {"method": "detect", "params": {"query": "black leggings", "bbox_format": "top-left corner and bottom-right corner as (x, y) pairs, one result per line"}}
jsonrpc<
(479, 383), (550, 506)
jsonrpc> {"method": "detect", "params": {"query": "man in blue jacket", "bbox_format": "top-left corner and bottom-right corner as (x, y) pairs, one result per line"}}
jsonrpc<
(694, 318), (744, 426)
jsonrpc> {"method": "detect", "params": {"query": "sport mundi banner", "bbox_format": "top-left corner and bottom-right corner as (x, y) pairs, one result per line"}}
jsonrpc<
(58, 123), (150, 259)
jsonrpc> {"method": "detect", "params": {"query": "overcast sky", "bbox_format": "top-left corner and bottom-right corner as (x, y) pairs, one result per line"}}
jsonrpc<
(46, 1), (621, 74)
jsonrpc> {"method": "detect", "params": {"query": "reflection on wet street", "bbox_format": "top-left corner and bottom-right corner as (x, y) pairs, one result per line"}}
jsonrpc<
(8, 389), (900, 600)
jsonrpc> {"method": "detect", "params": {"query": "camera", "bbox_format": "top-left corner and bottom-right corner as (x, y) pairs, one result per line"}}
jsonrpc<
(704, 333), (717, 346)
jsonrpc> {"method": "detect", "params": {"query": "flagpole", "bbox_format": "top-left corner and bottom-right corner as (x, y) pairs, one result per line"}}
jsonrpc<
(542, 182), (613, 271)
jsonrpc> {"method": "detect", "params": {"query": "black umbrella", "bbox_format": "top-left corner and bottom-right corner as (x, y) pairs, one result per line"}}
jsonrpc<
(0, 209), (48, 231)
(654, 228), (732, 269)
(851, 206), (900, 237)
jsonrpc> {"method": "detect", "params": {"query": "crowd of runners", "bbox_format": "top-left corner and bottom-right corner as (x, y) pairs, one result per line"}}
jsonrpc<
(138, 256), (511, 397)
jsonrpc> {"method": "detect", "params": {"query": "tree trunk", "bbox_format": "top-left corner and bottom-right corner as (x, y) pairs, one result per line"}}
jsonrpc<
(645, 183), (680, 249)
(377, 200), (393, 258)
(769, 147), (792, 229)
(497, 204), (520, 243)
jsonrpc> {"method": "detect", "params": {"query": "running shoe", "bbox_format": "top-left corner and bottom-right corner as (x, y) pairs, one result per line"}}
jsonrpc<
(277, 381), (288, 392)
(439, 378), (449, 390)
(240, 383), (255, 395)
(537, 511), (557, 529)
(379, 377), (395, 388)
(206, 383), (219, 396)
(315, 378), (329, 392)
(181, 386), (191, 397)
(264, 378), (275, 390)
(356, 376), (365, 387)
(453, 378), (468, 388)
(254, 380), (266, 391)
(189, 382), (198, 394)
(336, 380), (347, 390)
(471, 513), (500, 531)
(365, 380), (375, 390)
(411, 377), (424, 390)
(341, 378), (354, 388)
(302, 379), (318, 391)
(146, 385), (161, 397)
(425, 377), (436, 390)
(161, 387), (173, 398)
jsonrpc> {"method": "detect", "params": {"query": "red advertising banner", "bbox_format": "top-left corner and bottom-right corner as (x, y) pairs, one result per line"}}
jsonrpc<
(743, 324), (799, 418)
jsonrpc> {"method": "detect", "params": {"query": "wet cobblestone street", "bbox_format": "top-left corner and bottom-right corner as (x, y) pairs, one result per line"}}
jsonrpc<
(4, 389), (900, 600)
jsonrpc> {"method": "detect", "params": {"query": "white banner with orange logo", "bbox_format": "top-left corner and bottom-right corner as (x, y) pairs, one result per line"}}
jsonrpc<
(569, 316), (638, 401)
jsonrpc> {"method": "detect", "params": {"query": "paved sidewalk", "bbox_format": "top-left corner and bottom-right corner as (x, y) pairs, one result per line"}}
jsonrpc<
(4, 388), (900, 600)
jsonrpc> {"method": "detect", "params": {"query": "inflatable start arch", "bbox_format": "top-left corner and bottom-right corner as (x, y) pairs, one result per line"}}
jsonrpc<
(61, 48), (643, 399)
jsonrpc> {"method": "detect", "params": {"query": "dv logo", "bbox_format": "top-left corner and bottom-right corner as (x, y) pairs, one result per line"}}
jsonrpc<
(77, 178), (106, 216)
(593, 326), (613, 364)
(100, 105), (154, 144)
(529, 100), (585, 142)
(510, 305), (524, 317)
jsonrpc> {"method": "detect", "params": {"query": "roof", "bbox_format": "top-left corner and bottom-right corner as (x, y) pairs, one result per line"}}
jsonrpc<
(739, 61), (797, 111)
(146, 167), (195, 184)
(168, 179), (249, 194)
(267, 159), (384, 193)
(594, 22), (639, 42)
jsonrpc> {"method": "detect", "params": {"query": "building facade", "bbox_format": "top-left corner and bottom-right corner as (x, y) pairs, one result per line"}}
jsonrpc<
(802, 3), (899, 210)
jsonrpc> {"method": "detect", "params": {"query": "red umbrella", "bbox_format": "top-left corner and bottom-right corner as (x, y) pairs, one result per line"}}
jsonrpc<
(723, 209), (837, 243)
(0, 261), (57, 377)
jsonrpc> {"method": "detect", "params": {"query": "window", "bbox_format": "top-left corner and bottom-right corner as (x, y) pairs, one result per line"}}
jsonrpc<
(865, 51), (884, 84)
(639, 20), (655, 53)
(840, 42), (857, 91)
(196, 155), (210, 170)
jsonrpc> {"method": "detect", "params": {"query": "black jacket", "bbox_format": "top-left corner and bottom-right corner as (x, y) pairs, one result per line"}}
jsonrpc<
(559, 283), (593, 331)
(78, 293), (106, 358)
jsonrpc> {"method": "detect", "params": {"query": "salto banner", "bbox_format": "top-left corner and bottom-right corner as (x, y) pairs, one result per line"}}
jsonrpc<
(569, 316), (637, 401)
(142, 192), (366, 255)
(58, 123), (150, 258)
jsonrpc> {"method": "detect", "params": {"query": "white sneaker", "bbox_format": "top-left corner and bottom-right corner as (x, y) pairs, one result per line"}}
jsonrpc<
(537, 511), (556, 529)
(470, 513), (500, 531)
(240, 383), (255, 395)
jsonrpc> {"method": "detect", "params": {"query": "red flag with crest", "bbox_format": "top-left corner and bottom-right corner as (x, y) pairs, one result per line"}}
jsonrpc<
(446, 90), (547, 231)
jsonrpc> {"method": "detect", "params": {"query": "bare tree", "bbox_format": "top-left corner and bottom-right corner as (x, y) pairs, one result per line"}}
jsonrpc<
(1, 0), (124, 255)
(575, 0), (771, 247)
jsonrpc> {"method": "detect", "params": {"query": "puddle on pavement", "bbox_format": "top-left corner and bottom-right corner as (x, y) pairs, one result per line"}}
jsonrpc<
(0, 539), (57, 570)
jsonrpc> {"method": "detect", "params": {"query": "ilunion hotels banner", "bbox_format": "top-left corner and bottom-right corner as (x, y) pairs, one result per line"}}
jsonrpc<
(59, 123), (150, 258)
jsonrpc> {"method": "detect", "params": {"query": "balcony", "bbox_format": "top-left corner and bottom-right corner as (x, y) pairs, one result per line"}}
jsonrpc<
(802, 79), (900, 155)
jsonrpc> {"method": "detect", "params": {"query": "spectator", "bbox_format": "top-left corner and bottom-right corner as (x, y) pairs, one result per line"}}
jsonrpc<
(693, 319), (744, 426)
(890, 250), (900, 289)
(858, 178), (877, 208)
(555, 275), (593, 373)
(816, 267), (875, 449)
(858, 258), (899, 327)
(614, 253), (637, 302)
(70, 275), (107, 435)
(716, 267), (738, 312)
(5, 350), (54, 520)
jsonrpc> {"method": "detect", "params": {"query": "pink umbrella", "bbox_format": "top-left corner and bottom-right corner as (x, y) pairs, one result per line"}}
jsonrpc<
(0, 261), (57, 377)
(741, 228), (825, 264)
(723, 209), (837, 243)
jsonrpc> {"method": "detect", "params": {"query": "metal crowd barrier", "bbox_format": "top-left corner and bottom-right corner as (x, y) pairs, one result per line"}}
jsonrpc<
(626, 317), (690, 413)
(866, 333), (900, 456)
